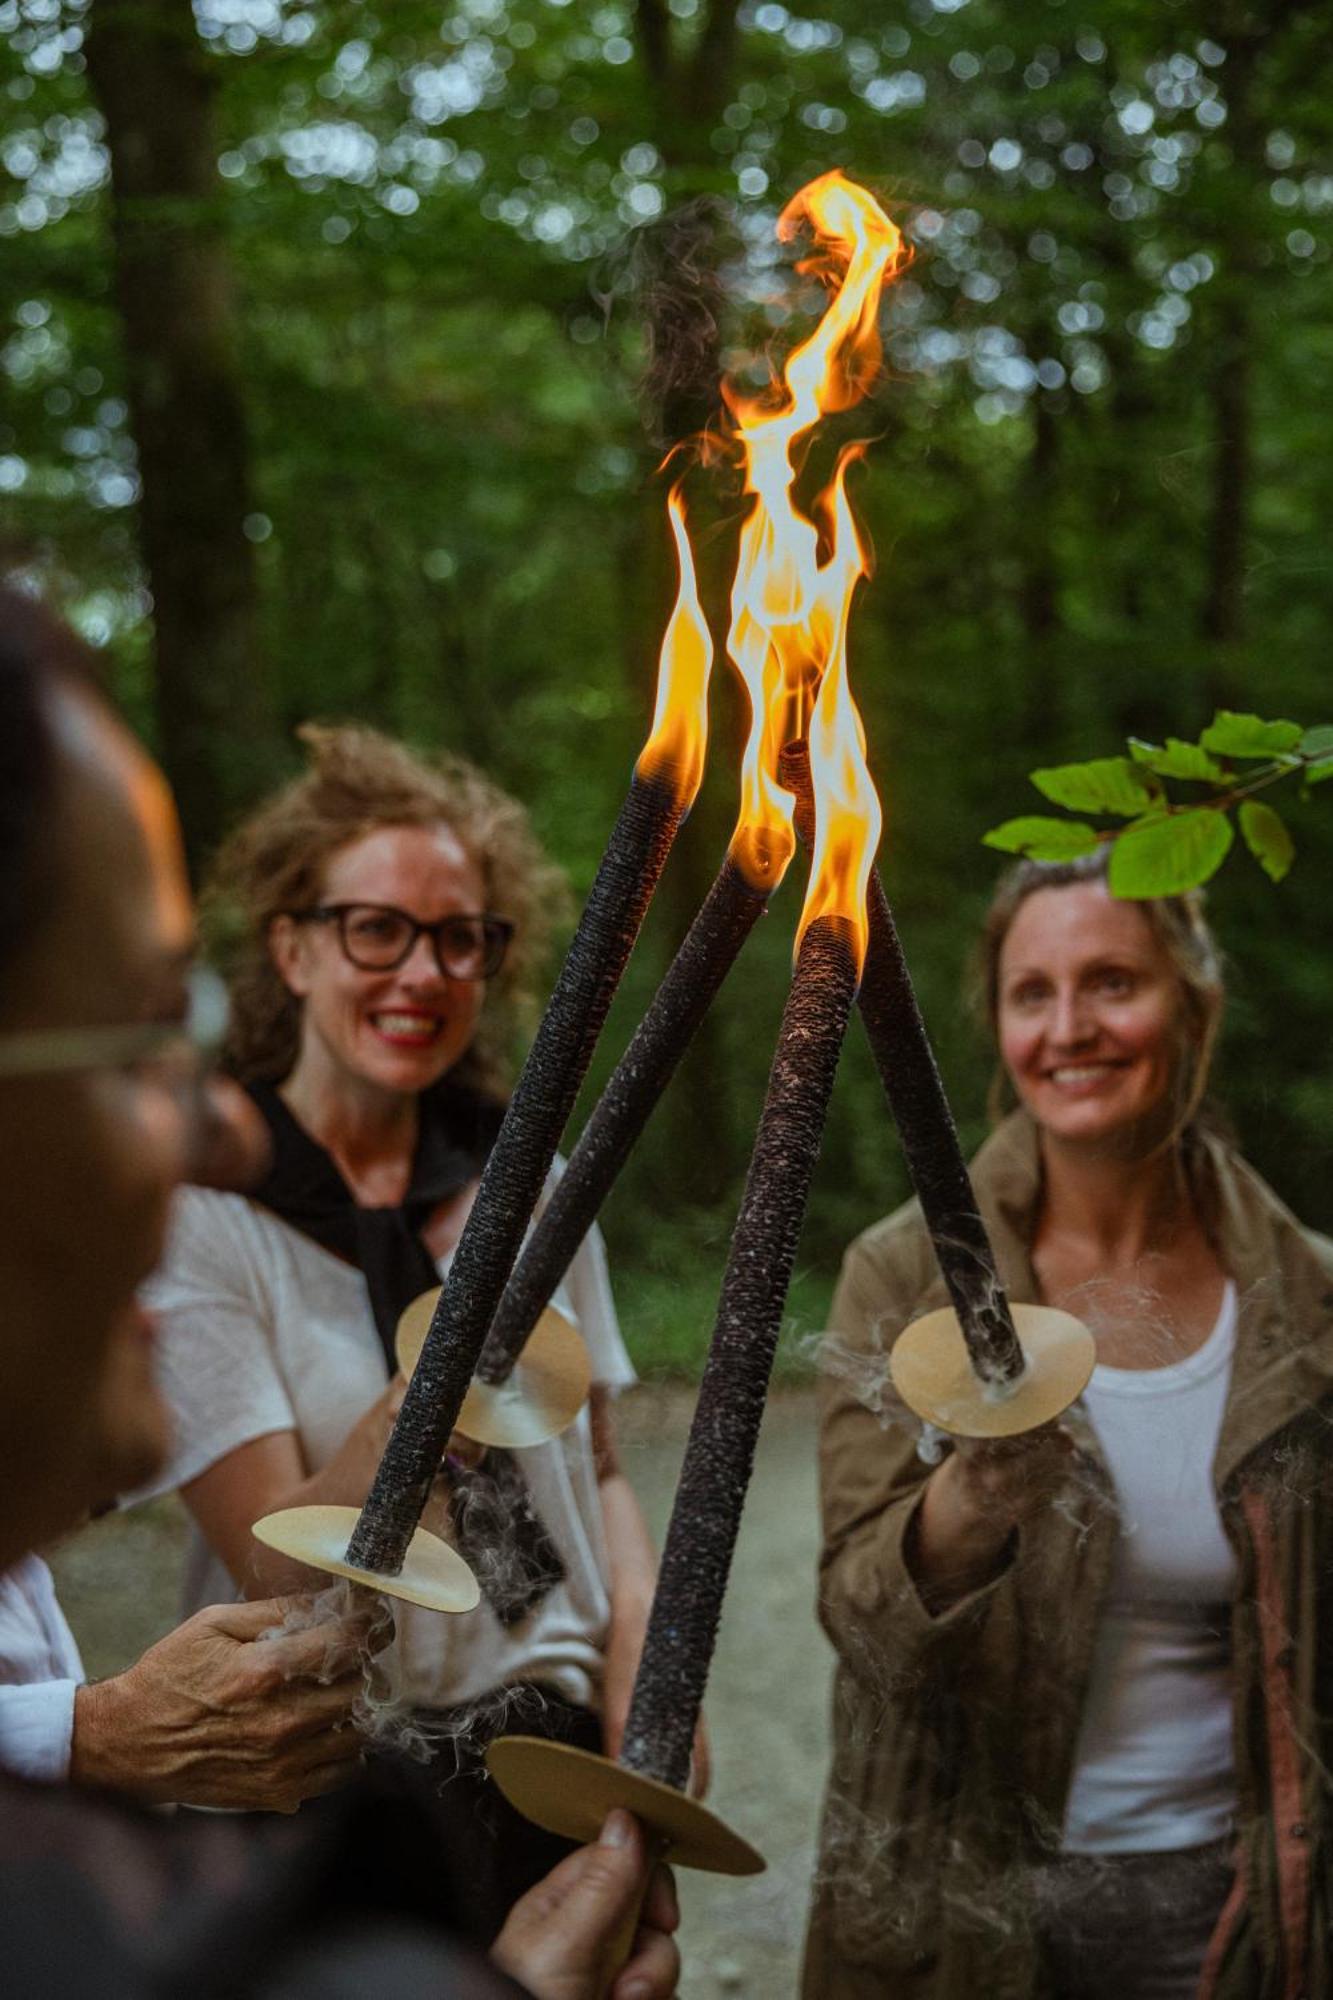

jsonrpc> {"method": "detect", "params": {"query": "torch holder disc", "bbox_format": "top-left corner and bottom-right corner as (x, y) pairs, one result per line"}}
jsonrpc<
(486, 1736), (765, 1877)
(251, 1504), (481, 1614)
(889, 1301), (1095, 1439)
(395, 1292), (593, 1449)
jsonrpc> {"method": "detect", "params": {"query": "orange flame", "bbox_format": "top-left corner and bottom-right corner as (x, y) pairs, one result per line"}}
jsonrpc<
(636, 481), (713, 809)
(723, 171), (904, 900)
(796, 459), (882, 971)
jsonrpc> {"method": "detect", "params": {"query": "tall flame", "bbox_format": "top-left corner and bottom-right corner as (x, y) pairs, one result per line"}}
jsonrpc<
(723, 171), (904, 897)
(796, 459), (882, 971)
(636, 481), (713, 810)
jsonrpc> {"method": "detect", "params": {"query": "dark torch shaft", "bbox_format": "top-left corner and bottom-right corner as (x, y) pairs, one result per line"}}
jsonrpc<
(779, 741), (1023, 1387)
(347, 769), (686, 1575)
(619, 918), (858, 1791)
(859, 872), (1023, 1384)
(476, 854), (770, 1385)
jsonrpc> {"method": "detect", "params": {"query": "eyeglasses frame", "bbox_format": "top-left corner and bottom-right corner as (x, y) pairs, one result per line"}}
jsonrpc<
(294, 902), (515, 982)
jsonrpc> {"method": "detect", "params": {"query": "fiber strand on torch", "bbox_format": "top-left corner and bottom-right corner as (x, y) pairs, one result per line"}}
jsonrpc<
(477, 854), (770, 1385)
(345, 489), (713, 1578)
(618, 917), (859, 1792)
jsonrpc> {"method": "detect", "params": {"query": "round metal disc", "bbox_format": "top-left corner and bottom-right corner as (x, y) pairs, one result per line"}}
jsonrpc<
(251, 1504), (481, 1613)
(486, 1737), (765, 1877)
(396, 1293), (592, 1448)
(888, 1301), (1096, 1439)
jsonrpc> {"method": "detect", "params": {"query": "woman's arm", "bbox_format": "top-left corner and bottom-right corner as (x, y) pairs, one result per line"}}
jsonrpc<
(817, 1225), (1028, 1674)
(181, 1376), (408, 1596)
(589, 1389), (656, 1756)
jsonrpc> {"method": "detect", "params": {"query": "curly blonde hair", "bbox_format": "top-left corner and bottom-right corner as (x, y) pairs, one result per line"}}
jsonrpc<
(204, 723), (569, 1097)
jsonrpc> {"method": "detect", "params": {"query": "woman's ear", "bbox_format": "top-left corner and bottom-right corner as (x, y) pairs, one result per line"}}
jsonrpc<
(268, 914), (311, 999)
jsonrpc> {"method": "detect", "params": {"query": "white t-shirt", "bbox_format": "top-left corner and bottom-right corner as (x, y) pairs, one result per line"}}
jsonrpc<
(140, 1163), (635, 1714)
(0, 1554), (84, 1782)
(1062, 1281), (1239, 1854)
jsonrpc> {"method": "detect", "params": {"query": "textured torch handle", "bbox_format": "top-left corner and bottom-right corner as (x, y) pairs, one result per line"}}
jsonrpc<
(619, 919), (858, 1791)
(477, 856), (769, 1384)
(347, 771), (685, 1575)
(777, 738), (1023, 1388)
(857, 874), (1024, 1385)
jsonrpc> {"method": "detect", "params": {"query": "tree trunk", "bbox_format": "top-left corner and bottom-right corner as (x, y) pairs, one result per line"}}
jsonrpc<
(628, 3), (741, 1208)
(86, 0), (272, 869)
(1020, 386), (1061, 746)
(1198, 18), (1263, 704)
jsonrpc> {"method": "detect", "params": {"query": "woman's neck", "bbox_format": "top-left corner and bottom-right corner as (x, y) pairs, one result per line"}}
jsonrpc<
(1035, 1129), (1194, 1269)
(280, 1049), (419, 1202)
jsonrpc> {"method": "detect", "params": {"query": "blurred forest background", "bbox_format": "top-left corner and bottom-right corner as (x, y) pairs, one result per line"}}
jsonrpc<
(3, 0), (1332, 1371)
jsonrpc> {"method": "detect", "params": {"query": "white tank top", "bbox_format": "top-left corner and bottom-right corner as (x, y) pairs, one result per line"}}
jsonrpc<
(1062, 1281), (1238, 1854)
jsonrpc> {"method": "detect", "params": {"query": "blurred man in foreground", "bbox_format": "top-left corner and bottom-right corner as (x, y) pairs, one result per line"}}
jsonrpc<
(0, 589), (678, 1999)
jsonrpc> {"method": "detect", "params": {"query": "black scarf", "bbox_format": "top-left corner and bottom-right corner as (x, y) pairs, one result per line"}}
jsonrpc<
(242, 1077), (566, 1625)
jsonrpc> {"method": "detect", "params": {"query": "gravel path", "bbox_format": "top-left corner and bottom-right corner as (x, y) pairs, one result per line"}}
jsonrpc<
(50, 1385), (831, 1998)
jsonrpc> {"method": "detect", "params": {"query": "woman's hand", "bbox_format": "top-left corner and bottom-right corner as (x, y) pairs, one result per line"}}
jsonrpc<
(309, 1373), (410, 1504)
(907, 1423), (1074, 1616)
(490, 1809), (680, 2000)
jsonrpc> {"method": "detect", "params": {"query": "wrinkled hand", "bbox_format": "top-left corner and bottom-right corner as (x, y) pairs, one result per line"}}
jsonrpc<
(491, 1810), (680, 2000)
(909, 1423), (1074, 1614)
(71, 1594), (387, 1811)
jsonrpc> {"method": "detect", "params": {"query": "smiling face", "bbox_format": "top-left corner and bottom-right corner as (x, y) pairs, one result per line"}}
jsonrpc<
(996, 880), (1195, 1155)
(272, 822), (489, 1105)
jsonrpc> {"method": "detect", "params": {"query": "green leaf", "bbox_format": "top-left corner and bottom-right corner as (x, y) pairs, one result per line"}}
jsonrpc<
(1238, 799), (1294, 882)
(1029, 757), (1160, 817)
(1128, 737), (1227, 782)
(1107, 810), (1235, 897)
(1199, 710), (1302, 758)
(1300, 725), (1333, 784)
(982, 816), (1102, 861)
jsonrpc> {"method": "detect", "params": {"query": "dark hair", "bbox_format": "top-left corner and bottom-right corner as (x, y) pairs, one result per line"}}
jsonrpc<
(204, 723), (570, 1096)
(976, 848), (1225, 1137)
(0, 590), (100, 1000)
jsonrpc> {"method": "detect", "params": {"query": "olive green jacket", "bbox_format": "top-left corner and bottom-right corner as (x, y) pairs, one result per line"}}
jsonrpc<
(803, 1115), (1333, 2000)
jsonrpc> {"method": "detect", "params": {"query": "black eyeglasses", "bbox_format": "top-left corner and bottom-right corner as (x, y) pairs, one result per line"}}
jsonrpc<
(295, 903), (514, 981)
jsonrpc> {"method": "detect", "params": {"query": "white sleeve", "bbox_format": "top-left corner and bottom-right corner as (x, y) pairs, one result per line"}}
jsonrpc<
(0, 1557), (83, 1783)
(556, 1208), (637, 1394)
(0, 1681), (77, 1782)
(136, 1188), (298, 1500)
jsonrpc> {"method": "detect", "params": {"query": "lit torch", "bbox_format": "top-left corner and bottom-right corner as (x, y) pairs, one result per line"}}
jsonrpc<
(484, 483), (881, 1905)
(253, 483), (715, 1606)
(484, 173), (898, 1933)
(465, 173), (904, 1410)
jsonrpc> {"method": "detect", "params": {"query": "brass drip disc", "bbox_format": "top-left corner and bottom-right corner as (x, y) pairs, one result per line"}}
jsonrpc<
(888, 1301), (1096, 1439)
(486, 1736), (765, 1877)
(396, 1292), (592, 1449)
(252, 1504), (480, 1614)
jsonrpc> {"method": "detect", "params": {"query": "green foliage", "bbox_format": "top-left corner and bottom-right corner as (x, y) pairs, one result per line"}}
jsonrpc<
(987, 712), (1332, 899)
(1108, 807), (1234, 897)
(1030, 757), (1160, 817)
(1129, 738), (1226, 782)
(5, 0), (1333, 1350)
(1238, 799), (1295, 882)
(983, 816), (1101, 861)
(1199, 712), (1303, 759)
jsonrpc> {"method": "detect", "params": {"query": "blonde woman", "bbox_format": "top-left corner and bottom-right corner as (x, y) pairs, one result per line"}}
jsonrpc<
(805, 854), (1333, 2000)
